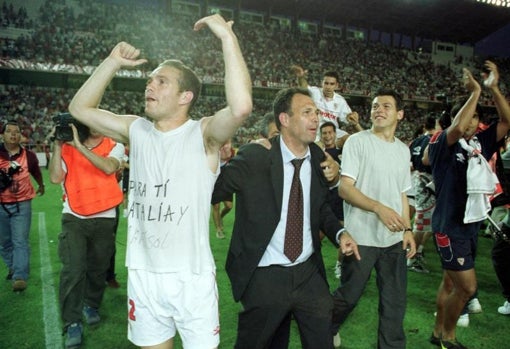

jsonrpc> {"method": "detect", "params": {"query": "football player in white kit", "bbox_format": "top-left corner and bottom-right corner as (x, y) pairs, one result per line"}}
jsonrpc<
(68, 14), (252, 349)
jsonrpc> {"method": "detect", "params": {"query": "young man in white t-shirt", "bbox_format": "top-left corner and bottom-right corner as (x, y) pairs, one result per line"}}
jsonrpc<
(332, 88), (416, 348)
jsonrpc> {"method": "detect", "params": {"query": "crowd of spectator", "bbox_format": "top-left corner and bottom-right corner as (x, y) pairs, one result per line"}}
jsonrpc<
(0, 84), (278, 149)
(1, 0), (509, 148)
(1, 2), (31, 28)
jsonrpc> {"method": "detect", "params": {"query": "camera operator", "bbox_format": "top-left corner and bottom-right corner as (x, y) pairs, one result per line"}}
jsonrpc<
(0, 120), (44, 292)
(49, 119), (124, 348)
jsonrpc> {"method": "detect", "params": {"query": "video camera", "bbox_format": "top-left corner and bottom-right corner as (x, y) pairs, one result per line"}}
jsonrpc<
(0, 161), (21, 192)
(52, 112), (90, 142)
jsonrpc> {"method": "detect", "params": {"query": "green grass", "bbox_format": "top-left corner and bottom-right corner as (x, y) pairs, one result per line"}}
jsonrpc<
(0, 169), (507, 348)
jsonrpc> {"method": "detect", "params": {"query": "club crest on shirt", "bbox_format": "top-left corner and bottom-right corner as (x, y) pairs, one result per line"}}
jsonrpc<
(456, 153), (466, 164)
(457, 257), (465, 266)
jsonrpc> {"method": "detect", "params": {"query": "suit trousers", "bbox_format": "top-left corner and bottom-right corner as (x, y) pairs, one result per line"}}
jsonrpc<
(235, 256), (334, 349)
(331, 243), (407, 349)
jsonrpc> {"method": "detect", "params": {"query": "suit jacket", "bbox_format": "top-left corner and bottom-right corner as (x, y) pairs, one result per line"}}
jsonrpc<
(212, 136), (342, 301)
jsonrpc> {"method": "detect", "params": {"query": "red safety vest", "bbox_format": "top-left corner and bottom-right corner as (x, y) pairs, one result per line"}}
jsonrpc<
(0, 149), (36, 203)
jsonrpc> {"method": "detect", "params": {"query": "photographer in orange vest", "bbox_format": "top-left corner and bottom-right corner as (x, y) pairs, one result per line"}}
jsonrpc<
(49, 115), (124, 348)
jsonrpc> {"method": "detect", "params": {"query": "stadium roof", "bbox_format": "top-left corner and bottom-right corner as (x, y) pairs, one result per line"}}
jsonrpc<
(219, 0), (510, 44)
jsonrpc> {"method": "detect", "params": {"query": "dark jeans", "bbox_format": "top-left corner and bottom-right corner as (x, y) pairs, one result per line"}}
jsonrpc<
(236, 257), (334, 349)
(105, 207), (120, 282)
(332, 243), (407, 349)
(58, 214), (116, 327)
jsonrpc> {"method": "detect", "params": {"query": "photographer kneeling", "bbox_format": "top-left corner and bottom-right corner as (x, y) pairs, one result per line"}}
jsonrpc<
(0, 120), (44, 292)
(49, 114), (124, 348)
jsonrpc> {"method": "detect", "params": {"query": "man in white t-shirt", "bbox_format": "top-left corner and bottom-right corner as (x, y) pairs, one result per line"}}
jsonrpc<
(67, 14), (252, 349)
(332, 88), (416, 348)
(291, 65), (360, 142)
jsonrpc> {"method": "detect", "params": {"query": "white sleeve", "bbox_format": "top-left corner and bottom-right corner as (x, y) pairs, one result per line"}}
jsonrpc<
(108, 142), (125, 162)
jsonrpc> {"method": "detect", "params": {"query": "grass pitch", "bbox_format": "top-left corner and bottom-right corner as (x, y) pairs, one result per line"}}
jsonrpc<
(0, 169), (507, 348)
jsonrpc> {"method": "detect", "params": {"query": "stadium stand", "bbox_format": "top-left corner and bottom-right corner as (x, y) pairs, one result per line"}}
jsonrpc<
(1, 0), (509, 148)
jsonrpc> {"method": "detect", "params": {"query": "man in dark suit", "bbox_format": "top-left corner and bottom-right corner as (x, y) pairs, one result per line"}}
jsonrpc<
(213, 87), (360, 349)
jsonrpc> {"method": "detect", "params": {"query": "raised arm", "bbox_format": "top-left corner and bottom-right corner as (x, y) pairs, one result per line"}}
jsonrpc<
(68, 42), (147, 143)
(483, 61), (510, 141)
(68, 126), (123, 175)
(346, 111), (363, 132)
(48, 126), (123, 184)
(197, 15), (252, 153)
(446, 68), (482, 146)
(48, 141), (65, 184)
(290, 65), (309, 88)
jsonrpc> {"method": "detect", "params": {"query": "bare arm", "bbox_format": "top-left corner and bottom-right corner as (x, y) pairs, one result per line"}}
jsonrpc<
(346, 112), (363, 132)
(48, 142), (64, 184)
(72, 145), (120, 175)
(48, 127), (123, 184)
(339, 176), (408, 232)
(290, 65), (308, 88)
(446, 68), (481, 146)
(69, 42), (147, 143)
(422, 144), (430, 166)
(483, 61), (510, 141)
(48, 142), (119, 182)
(335, 134), (350, 150)
(67, 125), (122, 175)
(401, 192), (411, 228)
(400, 193), (416, 258)
(320, 151), (340, 185)
(197, 15), (252, 154)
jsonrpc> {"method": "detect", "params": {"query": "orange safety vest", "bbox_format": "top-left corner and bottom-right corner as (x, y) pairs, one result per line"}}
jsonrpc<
(0, 149), (36, 203)
(62, 137), (123, 216)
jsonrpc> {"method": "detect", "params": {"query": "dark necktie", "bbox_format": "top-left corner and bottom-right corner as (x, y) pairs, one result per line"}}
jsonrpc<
(284, 158), (304, 262)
